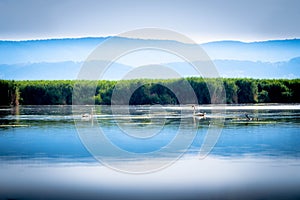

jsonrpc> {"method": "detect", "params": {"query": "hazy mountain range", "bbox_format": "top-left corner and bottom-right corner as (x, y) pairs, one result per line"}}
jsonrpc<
(0, 37), (299, 80)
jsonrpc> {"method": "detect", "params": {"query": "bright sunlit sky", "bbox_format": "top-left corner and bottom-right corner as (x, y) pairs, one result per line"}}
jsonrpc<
(0, 0), (300, 43)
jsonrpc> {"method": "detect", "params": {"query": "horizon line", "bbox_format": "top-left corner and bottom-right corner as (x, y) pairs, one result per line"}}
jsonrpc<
(0, 36), (299, 44)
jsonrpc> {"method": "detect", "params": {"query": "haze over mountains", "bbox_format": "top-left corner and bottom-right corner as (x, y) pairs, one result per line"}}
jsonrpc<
(0, 37), (299, 80)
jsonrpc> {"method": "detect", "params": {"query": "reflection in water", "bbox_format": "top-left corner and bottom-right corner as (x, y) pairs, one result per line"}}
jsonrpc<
(0, 105), (300, 160)
(0, 105), (300, 199)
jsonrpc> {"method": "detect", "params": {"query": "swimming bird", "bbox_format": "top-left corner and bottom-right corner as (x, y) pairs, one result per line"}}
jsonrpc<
(245, 113), (251, 121)
(192, 105), (206, 117)
(82, 108), (94, 119)
(244, 113), (258, 121)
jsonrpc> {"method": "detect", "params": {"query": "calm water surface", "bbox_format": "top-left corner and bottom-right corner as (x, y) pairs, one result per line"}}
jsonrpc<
(0, 104), (299, 199)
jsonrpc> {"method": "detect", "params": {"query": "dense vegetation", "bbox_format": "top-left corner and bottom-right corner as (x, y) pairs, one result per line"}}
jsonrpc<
(0, 78), (299, 105)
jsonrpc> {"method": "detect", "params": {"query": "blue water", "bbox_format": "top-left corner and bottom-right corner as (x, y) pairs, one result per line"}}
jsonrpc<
(0, 105), (300, 163)
(0, 105), (300, 199)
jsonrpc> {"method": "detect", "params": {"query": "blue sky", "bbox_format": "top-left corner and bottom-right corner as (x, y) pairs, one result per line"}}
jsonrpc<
(0, 0), (300, 42)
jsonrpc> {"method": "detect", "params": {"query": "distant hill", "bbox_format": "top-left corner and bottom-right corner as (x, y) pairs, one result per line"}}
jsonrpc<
(0, 61), (133, 80)
(0, 37), (300, 79)
(166, 57), (300, 79)
(213, 57), (300, 79)
(1, 57), (299, 80)
(201, 39), (300, 62)
(1, 37), (300, 64)
(0, 37), (106, 64)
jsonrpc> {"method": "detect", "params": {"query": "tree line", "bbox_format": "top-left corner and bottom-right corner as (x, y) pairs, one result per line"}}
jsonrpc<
(0, 78), (299, 105)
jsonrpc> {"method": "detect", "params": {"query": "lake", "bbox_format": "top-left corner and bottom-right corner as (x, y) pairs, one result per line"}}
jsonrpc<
(0, 104), (300, 199)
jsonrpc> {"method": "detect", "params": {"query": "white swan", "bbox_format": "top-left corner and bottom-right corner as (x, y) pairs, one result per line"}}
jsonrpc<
(82, 108), (94, 120)
(192, 105), (206, 117)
